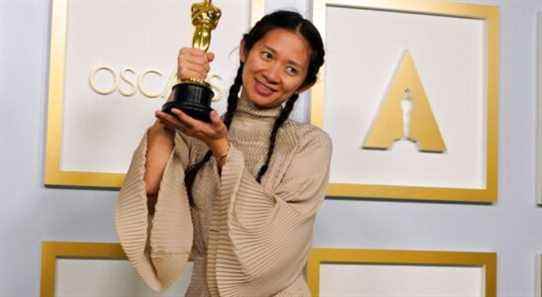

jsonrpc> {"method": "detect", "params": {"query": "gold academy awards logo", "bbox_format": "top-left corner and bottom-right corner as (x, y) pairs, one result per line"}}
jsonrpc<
(88, 66), (225, 101)
(88, 66), (165, 99)
(363, 51), (446, 153)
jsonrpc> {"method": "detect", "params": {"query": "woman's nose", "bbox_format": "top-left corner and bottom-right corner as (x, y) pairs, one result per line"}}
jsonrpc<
(263, 63), (281, 84)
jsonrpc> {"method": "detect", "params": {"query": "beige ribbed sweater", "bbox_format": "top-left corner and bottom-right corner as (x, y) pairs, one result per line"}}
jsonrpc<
(115, 96), (332, 297)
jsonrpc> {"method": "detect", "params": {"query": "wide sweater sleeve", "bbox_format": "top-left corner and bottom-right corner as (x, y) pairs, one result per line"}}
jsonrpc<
(115, 131), (196, 292)
(209, 127), (332, 297)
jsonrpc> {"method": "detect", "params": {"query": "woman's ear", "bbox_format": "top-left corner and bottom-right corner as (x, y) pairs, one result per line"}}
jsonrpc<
(239, 40), (247, 63)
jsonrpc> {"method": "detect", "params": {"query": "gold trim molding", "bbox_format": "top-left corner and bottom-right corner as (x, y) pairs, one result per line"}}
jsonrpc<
(40, 242), (126, 297)
(40, 241), (195, 297)
(310, 0), (499, 203)
(307, 248), (497, 297)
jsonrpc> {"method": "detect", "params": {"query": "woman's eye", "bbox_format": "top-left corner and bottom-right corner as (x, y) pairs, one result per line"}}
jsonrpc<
(261, 51), (273, 60)
(286, 66), (298, 76)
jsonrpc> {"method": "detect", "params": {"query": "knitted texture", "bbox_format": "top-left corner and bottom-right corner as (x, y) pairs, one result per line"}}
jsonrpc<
(115, 96), (332, 296)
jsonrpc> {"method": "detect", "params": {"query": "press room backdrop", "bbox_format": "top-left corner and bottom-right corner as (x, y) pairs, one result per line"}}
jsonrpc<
(0, 0), (541, 296)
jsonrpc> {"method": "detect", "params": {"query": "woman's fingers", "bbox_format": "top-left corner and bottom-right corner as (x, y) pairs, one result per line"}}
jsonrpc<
(155, 111), (188, 131)
(183, 59), (210, 72)
(171, 108), (200, 130)
(178, 63), (206, 81)
(177, 47), (214, 81)
(179, 69), (207, 81)
(169, 109), (226, 140)
(179, 47), (206, 60)
(182, 47), (206, 57)
(206, 52), (215, 62)
(179, 63), (209, 80)
(155, 112), (178, 130)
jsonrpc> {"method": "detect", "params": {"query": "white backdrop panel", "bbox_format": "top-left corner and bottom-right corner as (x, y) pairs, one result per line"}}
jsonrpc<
(61, 0), (250, 173)
(324, 6), (486, 189)
(320, 263), (484, 297)
(56, 259), (193, 297)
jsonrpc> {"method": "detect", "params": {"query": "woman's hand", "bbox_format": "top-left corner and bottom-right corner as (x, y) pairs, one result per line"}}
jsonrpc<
(155, 108), (230, 162)
(177, 47), (215, 81)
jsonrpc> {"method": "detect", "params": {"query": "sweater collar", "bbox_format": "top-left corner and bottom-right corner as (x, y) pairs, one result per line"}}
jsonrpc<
(235, 93), (282, 119)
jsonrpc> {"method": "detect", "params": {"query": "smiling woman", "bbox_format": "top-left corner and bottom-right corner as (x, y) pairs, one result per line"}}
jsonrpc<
(241, 28), (313, 108)
(115, 10), (330, 297)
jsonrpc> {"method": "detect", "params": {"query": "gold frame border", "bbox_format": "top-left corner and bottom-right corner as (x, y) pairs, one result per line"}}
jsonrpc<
(44, 0), (266, 188)
(307, 248), (497, 297)
(40, 241), (126, 297)
(310, 0), (500, 203)
(538, 254), (542, 297)
(536, 11), (542, 206)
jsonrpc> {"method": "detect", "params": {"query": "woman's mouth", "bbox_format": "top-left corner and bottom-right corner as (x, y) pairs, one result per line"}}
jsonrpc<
(254, 79), (275, 97)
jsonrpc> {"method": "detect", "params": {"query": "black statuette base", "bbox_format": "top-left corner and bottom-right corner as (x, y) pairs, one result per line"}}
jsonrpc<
(162, 82), (214, 123)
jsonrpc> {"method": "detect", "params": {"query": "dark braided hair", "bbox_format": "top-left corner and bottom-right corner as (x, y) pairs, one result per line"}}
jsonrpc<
(256, 93), (299, 182)
(184, 10), (325, 206)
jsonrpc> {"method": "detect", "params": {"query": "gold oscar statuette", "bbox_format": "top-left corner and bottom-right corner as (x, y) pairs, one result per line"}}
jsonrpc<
(162, 0), (222, 122)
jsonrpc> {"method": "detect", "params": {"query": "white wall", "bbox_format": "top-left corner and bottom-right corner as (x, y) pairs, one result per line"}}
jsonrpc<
(1, 0), (541, 296)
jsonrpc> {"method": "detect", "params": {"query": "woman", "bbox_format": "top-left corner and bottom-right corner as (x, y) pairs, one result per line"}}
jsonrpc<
(116, 10), (331, 296)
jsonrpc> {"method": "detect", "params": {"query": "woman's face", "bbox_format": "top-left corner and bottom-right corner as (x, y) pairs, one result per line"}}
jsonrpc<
(240, 28), (312, 108)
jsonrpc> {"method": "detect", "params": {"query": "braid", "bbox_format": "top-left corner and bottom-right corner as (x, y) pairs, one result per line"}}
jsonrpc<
(256, 93), (299, 183)
(184, 63), (244, 207)
(223, 63), (244, 128)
